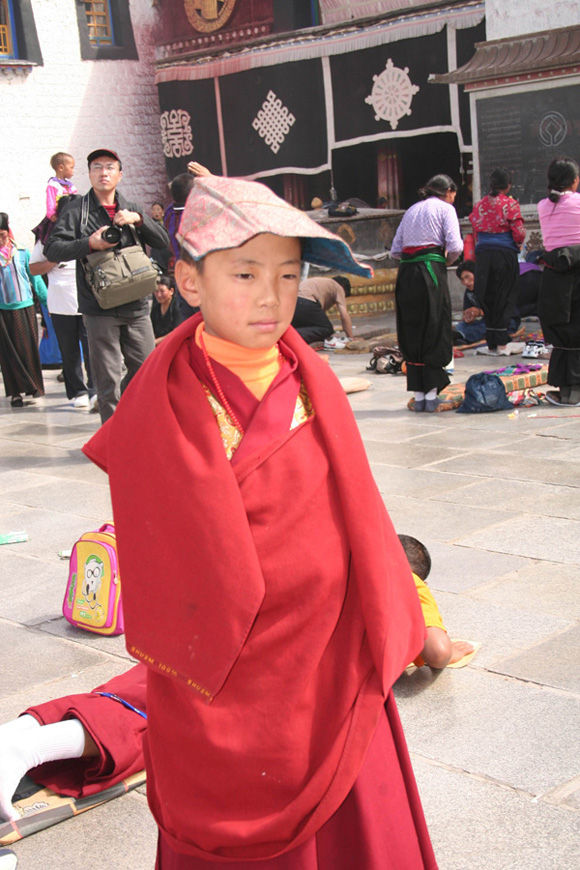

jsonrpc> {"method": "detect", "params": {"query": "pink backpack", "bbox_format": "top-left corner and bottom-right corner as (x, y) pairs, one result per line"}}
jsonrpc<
(62, 523), (124, 635)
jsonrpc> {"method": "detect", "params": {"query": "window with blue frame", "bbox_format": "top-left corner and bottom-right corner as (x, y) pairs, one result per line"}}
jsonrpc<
(84, 0), (114, 47)
(0, 0), (16, 57)
(75, 0), (137, 61)
(0, 0), (43, 65)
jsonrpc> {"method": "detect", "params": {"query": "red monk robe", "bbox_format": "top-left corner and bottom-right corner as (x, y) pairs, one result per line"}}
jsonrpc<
(79, 313), (436, 869)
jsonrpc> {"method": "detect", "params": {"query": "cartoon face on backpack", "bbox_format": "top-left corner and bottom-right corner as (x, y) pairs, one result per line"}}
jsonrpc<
(83, 555), (104, 608)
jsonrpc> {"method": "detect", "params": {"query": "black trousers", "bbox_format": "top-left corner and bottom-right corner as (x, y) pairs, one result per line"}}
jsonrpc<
(51, 314), (94, 400)
(475, 248), (519, 348)
(291, 298), (334, 344)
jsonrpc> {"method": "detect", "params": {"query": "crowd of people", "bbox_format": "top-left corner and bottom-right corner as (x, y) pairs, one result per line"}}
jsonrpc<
(1, 151), (580, 869)
(389, 158), (580, 410)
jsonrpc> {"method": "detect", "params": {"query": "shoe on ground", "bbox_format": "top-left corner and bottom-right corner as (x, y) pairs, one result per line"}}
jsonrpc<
(476, 346), (498, 355)
(425, 397), (441, 413)
(57, 371), (65, 382)
(89, 395), (99, 413)
(10, 395), (23, 408)
(72, 394), (90, 409)
(0, 848), (18, 870)
(324, 336), (348, 350)
(414, 399), (425, 412)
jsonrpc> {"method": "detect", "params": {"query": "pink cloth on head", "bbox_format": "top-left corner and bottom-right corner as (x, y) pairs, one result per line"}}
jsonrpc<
(177, 175), (372, 278)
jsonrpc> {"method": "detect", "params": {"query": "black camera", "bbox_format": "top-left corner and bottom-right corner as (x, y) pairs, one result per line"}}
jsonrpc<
(102, 225), (122, 245)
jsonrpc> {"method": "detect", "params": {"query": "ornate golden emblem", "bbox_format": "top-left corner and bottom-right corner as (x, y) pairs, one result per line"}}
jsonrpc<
(184, 0), (236, 33)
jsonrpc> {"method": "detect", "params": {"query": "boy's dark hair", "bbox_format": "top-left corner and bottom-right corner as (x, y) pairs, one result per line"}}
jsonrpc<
(50, 152), (73, 172)
(398, 534), (432, 581)
(333, 275), (352, 297)
(152, 201), (164, 209)
(489, 168), (512, 197)
(456, 260), (475, 280)
(179, 247), (204, 273)
(170, 173), (196, 206)
(0, 212), (9, 232)
(157, 274), (173, 289)
(55, 193), (80, 217)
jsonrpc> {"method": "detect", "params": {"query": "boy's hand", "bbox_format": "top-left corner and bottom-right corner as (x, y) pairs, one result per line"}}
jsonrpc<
(448, 640), (475, 664)
(187, 161), (211, 177)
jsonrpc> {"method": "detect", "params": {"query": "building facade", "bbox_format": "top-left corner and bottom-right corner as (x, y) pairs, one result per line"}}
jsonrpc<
(1, 0), (166, 244)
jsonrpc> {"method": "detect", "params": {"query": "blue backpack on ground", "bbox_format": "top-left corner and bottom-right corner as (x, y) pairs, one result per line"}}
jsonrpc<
(457, 373), (513, 413)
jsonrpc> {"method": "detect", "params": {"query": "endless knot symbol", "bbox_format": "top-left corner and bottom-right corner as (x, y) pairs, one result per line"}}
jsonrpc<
(365, 59), (419, 130)
(184, 0), (236, 33)
(538, 111), (567, 147)
(252, 91), (296, 154)
(160, 109), (194, 159)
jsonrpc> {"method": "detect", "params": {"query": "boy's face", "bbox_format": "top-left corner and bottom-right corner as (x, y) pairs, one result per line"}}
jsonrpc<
(151, 204), (164, 221)
(176, 233), (301, 350)
(59, 158), (75, 179)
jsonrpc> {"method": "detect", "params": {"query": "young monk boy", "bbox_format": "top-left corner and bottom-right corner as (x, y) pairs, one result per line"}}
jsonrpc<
(398, 535), (474, 669)
(2, 177), (438, 868)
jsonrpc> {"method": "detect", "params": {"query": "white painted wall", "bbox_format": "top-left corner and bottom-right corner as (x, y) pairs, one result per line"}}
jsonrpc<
(1, 0), (168, 247)
(486, 0), (580, 41)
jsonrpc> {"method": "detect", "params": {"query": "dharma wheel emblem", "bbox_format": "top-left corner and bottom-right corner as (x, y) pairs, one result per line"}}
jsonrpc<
(365, 59), (419, 130)
(184, 0), (236, 33)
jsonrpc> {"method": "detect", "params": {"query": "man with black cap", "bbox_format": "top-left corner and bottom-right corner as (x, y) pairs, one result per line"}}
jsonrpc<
(46, 148), (170, 423)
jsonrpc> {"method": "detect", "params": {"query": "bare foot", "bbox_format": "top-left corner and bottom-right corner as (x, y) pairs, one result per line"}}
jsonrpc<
(448, 640), (475, 664)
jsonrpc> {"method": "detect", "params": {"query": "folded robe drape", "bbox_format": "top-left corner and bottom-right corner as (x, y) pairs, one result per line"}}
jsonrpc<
(81, 314), (431, 863)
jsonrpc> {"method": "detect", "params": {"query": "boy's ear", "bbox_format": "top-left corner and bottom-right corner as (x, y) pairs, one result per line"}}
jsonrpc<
(175, 258), (201, 307)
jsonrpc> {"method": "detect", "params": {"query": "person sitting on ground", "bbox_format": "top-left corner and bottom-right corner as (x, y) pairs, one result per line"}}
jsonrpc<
(453, 261), (486, 345)
(150, 275), (183, 345)
(291, 274), (353, 347)
(398, 534), (474, 669)
(453, 260), (524, 347)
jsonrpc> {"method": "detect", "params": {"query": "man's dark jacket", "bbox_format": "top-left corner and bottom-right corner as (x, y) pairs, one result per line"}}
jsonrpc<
(46, 189), (170, 317)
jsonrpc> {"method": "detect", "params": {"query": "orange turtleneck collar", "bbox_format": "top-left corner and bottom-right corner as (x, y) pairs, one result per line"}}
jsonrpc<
(195, 322), (282, 401)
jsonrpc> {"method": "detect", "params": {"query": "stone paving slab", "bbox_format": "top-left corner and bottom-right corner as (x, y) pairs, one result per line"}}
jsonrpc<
(0, 551), (69, 625)
(436, 476), (580, 521)
(3, 476), (112, 518)
(424, 541), (525, 593)
(10, 790), (157, 870)
(1, 659), (135, 723)
(371, 464), (481, 499)
(0, 621), (110, 697)
(385, 494), (521, 544)
(413, 759), (580, 870)
(40, 616), (132, 660)
(431, 450), (580, 487)
(457, 514), (580, 564)
(468, 560), (580, 621)
(395, 668), (580, 795)
(0, 504), (105, 561)
(489, 625), (580, 694)
(428, 590), (572, 670)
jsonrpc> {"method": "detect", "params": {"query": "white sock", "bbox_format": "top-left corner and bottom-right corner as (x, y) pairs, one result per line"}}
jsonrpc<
(0, 714), (40, 738)
(425, 388), (437, 400)
(414, 391), (425, 401)
(0, 719), (86, 822)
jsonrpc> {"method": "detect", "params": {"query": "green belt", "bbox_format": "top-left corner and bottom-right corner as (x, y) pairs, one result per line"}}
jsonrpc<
(402, 252), (447, 287)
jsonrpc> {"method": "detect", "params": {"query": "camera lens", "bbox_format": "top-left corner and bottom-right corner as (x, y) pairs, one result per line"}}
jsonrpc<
(102, 226), (122, 244)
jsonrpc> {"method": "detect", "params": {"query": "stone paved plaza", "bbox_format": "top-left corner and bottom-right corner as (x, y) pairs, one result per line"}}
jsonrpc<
(1, 349), (579, 870)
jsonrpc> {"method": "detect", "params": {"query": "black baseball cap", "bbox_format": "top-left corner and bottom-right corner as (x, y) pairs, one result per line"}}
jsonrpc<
(87, 148), (122, 168)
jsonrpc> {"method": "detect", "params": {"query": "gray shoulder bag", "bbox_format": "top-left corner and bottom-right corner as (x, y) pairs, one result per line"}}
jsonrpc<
(80, 195), (159, 309)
